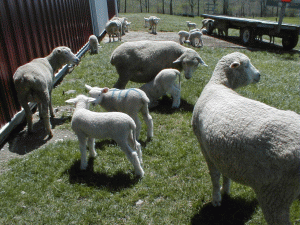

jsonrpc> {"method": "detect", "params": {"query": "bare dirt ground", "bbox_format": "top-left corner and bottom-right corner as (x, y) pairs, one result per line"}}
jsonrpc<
(0, 31), (246, 174)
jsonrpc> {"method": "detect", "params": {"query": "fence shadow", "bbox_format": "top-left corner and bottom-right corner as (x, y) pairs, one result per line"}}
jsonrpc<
(66, 158), (140, 192)
(191, 194), (258, 225)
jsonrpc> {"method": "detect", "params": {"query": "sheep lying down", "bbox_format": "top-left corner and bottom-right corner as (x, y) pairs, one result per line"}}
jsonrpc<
(110, 40), (207, 89)
(192, 52), (300, 225)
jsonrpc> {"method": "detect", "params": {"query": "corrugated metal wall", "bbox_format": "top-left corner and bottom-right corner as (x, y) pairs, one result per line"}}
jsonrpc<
(0, 0), (94, 128)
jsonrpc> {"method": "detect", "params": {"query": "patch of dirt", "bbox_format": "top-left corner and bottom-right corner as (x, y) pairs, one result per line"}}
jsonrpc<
(0, 31), (245, 175)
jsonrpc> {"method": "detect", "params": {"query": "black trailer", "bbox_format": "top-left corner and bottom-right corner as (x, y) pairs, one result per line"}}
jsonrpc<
(201, 13), (300, 50)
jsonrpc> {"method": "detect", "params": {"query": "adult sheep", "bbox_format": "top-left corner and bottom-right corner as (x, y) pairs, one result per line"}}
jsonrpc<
(13, 46), (80, 138)
(192, 52), (300, 225)
(110, 40), (207, 89)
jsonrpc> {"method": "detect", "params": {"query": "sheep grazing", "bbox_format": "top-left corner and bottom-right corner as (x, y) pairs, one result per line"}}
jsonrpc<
(189, 30), (203, 48)
(13, 46), (80, 138)
(85, 85), (153, 140)
(140, 69), (181, 109)
(178, 30), (190, 45)
(105, 20), (122, 42)
(186, 21), (197, 31)
(192, 52), (300, 224)
(66, 94), (144, 177)
(89, 35), (99, 54)
(110, 40), (207, 89)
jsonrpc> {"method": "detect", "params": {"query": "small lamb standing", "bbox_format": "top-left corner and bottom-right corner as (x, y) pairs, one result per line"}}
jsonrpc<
(110, 40), (207, 89)
(66, 94), (144, 177)
(105, 20), (122, 42)
(85, 85), (153, 140)
(186, 21), (197, 31)
(178, 30), (190, 45)
(89, 35), (99, 54)
(192, 52), (300, 225)
(149, 16), (160, 34)
(189, 30), (203, 47)
(13, 46), (80, 138)
(140, 69), (181, 108)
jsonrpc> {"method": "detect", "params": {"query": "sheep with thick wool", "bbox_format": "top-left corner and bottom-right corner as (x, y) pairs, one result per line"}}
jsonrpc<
(89, 35), (99, 54)
(85, 85), (153, 140)
(140, 69), (181, 109)
(192, 52), (300, 225)
(111, 40), (207, 89)
(66, 94), (144, 177)
(13, 46), (79, 138)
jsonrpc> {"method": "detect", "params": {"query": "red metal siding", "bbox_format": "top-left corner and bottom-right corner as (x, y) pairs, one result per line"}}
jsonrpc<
(0, 0), (94, 128)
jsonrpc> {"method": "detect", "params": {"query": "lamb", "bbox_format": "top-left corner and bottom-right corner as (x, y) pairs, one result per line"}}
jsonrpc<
(110, 40), (207, 89)
(201, 18), (214, 34)
(192, 52), (300, 225)
(144, 17), (150, 28)
(178, 30), (190, 45)
(148, 16), (160, 34)
(85, 85), (153, 140)
(125, 21), (131, 32)
(140, 69), (181, 108)
(105, 20), (122, 42)
(65, 94), (144, 177)
(189, 30), (203, 48)
(186, 21), (197, 31)
(89, 35), (99, 54)
(13, 46), (80, 138)
(112, 16), (128, 35)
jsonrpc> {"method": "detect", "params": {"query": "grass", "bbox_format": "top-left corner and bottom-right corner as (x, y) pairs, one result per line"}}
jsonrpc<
(1, 13), (300, 224)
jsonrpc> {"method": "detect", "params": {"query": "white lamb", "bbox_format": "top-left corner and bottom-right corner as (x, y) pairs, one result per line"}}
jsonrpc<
(89, 35), (99, 54)
(192, 52), (300, 225)
(178, 31), (189, 45)
(105, 20), (122, 42)
(85, 85), (153, 140)
(149, 16), (160, 34)
(189, 30), (203, 48)
(66, 94), (144, 177)
(125, 21), (131, 32)
(13, 46), (80, 138)
(144, 17), (150, 28)
(186, 21), (197, 31)
(112, 16), (128, 35)
(140, 69), (181, 108)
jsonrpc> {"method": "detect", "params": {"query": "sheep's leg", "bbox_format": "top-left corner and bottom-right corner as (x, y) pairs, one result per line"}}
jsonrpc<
(119, 141), (144, 177)
(78, 135), (88, 170)
(255, 187), (292, 225)
(113, 73), (130, 89)
(20, 100), (33, 133)
(49, 92), (55, 118)
(40, 95), (53, 138)
(221, 175), (231, 195)
(131, 115), (141, 140)
(168, 84), (181, 108)
(88, 137), (97, 158)
(141, 104), (153, 140)
(127, 131), (143, 164)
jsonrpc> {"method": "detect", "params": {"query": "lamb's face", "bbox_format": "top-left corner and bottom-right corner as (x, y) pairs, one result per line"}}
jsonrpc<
(88, 87), (109, 105)
(56, 47), (80, 66)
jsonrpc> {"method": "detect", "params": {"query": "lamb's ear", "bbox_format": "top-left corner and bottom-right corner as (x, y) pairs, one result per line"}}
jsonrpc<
(85, 84), (92, 91)
(88, 97), (96, 103)
(103, 87), (109, 93)
(65, 98), (76, 104)
(230, 62), (240, 69)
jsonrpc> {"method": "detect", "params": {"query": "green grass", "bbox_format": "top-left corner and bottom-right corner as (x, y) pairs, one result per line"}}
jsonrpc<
(1, 13), (300, 224)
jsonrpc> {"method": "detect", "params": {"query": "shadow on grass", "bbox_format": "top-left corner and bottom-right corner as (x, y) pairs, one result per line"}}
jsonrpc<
(191, 194), (259, 225)
(66, 158), (140, 192)
(6, 116), (71, 155)
(149, 96), (194, 114)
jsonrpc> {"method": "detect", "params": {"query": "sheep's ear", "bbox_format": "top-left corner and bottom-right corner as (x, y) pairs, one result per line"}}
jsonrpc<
(85, 84), (92, 91)
(65, 98), (76, 104)
(230, 62), (240, 69)
(197, 57), (208, 67)
(173, 56), (183, 64)
(103, 87), (109, 93)
(88, 97), (96, 103)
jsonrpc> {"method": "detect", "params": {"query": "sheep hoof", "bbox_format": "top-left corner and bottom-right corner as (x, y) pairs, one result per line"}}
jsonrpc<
(212, 194), (222, 207)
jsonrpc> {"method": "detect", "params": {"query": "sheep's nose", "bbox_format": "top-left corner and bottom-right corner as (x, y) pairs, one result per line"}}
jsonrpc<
(254, 73), (260, 83)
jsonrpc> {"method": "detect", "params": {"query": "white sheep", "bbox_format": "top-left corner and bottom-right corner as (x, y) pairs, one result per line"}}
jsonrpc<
(85, 85), (153, 140)
(105, 20), (122, 42)
(66, 94), (144, 177)
(111, 40), (208, 89)
(149, 16), (160, 34)
(186, 21), (197, 31)
(125, 21), (131, 32)
(178, 30), (189, 45)
(188, 30), (203, 48)
(192, 52), (300, 225)
(89, 35), (99, 54)
(140, 69), (181, 109)
(13, 46), (80, 138)
(144, 17), (150, 28)
(201, 18), (214, 34)
(111, 16), (128, 35)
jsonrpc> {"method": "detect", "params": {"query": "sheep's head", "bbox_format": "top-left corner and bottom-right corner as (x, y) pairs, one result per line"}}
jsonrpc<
(65, 95), (96, 109)
(53, 46), (80, 66)
(85, 84), (109, 105)
(173, 49), (207, 79)
(216, 52), (260, 89)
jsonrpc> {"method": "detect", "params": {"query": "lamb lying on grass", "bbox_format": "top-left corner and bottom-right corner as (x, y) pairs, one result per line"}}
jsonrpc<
(192, 52), (300, 225)
(66, 94), (144, 177)
(13, 46), (80, 138)
(140, 69), (181, 108)
(111, 41), (207, 89)
(85, 85), (153, 140)
(89, 35), (99, 54)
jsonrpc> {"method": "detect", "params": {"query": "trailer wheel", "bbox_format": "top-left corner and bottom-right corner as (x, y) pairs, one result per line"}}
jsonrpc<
(282, 34), (298, 50)
(241, 28), (254, 45)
